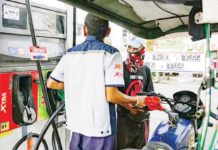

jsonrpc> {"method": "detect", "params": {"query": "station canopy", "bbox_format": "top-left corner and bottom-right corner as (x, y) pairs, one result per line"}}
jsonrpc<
(60, 0), (218, 40)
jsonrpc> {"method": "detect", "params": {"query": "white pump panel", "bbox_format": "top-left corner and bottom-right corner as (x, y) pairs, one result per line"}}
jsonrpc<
(195, 0), (218, 24)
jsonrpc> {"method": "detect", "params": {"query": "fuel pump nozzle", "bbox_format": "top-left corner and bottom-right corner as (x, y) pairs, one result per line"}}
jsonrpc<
(134, 92), (165, 111)
(144, 96), (165, 111)
(138, 92), (179, 126)
(144, 95), (179, 127)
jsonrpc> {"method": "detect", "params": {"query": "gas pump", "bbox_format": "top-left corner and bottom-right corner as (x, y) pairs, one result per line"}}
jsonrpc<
(0, 0), (68, 149)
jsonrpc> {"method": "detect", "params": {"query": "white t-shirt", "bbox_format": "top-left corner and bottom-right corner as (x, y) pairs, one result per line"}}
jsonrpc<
(50, 38), (124, 137)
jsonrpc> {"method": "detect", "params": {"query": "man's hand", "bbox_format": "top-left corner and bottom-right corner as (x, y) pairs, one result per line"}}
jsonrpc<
(127, 104), (144, 115)
(135, 96), (147, 108)
(129, 107), (139, 115)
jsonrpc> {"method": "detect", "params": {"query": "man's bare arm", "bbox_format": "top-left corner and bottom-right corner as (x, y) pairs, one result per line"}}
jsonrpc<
(105, 87), (146, 108)
(47, 78), (64, 90)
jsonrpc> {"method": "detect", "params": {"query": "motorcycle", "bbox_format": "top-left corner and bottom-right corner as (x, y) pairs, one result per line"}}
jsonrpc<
(138, 90), (206, 150)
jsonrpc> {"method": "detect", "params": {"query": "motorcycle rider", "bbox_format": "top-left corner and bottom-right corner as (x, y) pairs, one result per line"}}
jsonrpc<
(117, 37), (154, 149)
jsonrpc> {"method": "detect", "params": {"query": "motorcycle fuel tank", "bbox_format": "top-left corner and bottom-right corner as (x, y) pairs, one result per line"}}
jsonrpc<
(144, 118), (195, 150)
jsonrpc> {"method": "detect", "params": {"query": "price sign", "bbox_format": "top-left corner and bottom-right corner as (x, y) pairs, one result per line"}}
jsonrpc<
(29, 46), (48, 60)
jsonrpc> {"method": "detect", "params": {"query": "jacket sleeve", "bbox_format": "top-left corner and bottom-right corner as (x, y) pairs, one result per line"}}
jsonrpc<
(144, 66), (154, 92)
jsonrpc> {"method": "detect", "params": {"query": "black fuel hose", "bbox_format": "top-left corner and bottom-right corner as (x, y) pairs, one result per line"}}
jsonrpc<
(34, 102), (65, 150)
(52, 121), (67, 150)
(12, 132), (48, 150)
(25, 0), (62, 149)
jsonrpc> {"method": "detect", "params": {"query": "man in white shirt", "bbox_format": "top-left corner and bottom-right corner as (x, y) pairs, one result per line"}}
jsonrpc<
(47, 13), (147, 150)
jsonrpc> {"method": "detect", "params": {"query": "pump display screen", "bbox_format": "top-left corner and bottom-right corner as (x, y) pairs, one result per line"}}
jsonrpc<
(0, 1), (66, 61)
(1, 3), (66, 37)
(2, 5), (27, 29)
(32, 11), (65, 35)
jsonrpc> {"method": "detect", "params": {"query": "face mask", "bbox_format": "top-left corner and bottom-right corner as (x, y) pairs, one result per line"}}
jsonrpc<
(125, 49), (145, 73)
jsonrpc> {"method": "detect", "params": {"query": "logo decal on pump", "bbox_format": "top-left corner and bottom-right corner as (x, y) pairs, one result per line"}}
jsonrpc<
(1, 92), (6, 114)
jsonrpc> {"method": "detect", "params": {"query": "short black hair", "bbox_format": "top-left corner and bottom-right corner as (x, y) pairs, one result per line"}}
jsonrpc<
(85, 13), (109, 40)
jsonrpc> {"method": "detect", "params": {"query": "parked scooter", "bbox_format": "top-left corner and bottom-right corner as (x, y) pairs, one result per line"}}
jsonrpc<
(139, 90), (205, 150)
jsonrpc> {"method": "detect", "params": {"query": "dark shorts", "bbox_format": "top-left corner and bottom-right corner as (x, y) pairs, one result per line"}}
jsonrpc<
(117, 112), (150, 149)
(69, 132), (115, 150)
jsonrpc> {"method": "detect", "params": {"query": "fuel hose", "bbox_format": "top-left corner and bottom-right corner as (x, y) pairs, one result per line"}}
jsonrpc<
(34, 102), (65, 150)
(12, 132), (48, 150)
(25, 0), (62, 149)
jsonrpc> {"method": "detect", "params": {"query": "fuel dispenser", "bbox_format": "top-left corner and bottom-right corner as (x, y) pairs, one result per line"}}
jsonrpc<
(0, 0), (67, 149)
(12, 74), (36, 125)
